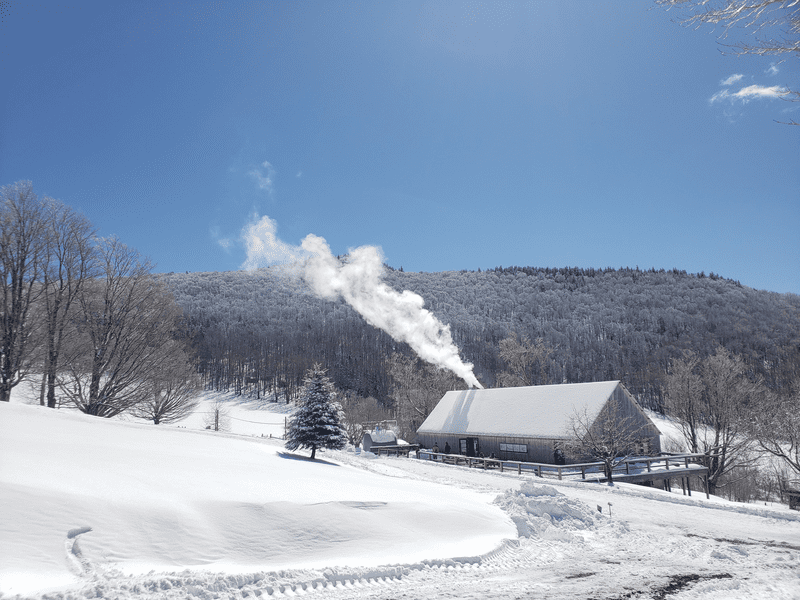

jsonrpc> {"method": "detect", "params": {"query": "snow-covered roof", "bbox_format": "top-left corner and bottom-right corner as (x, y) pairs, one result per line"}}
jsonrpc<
(364, 429), (397, 444)
(417, 381), (622, 439)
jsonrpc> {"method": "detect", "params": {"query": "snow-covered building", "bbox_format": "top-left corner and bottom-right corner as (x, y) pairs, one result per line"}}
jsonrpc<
(361, 428), (398, 453)
(416, 381), (660, 464)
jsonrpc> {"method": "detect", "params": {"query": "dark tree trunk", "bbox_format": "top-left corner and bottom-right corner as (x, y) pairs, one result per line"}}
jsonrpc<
(46, 372), (57, 408)
(46, 343), (59, 408)
(604, 459), (614, 483)
(89, 368), (102, 409)
(1, 351), (13, 402)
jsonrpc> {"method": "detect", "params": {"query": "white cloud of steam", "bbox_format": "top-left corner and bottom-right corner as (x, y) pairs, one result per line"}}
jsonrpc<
(240, 215), (310, 270)
(241, 215), (482, 388)
(249, 161), (276, 193)
(720, 73), (743, 86)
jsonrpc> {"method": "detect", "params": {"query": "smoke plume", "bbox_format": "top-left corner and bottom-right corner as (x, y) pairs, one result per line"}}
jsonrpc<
(241, 215), (308, 270)
(241, 215), (482, 389)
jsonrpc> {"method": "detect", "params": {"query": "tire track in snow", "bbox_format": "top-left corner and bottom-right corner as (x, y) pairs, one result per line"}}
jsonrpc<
(34, 537), (532, 599)
(31, 503), (797, 599)
(64, 526), (94, 577)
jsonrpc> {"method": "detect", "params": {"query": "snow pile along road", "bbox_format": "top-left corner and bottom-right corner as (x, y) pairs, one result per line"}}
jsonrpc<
(494, 481), (624, 542)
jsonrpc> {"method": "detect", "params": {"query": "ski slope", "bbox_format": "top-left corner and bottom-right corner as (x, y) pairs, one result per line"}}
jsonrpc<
(1, 394), (799, 599)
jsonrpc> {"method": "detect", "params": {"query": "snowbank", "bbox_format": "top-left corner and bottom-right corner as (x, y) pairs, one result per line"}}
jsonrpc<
(0, 402), (515, 597)
(494, 481), (629, 542)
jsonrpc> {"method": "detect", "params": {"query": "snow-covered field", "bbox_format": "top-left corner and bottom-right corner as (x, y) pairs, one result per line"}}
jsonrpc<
(2, 393), (799, 600)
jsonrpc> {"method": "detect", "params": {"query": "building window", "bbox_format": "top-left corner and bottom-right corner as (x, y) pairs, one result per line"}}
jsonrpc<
(500, 443), (527, 453)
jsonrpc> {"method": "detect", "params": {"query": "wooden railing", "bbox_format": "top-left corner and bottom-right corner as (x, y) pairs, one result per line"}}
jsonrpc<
(366, 444), (419, 457)
(415, 450), (708, 481)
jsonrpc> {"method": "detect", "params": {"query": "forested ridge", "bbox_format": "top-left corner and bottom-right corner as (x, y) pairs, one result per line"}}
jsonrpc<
(162, 265), (800, 411)
(8, 177), (797, 501)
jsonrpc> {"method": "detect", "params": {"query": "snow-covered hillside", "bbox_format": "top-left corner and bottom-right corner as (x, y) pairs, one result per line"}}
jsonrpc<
(1, 396), (799, 600)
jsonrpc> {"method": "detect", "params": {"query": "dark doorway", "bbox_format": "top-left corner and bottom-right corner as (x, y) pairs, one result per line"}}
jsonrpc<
(460, 437), (480, 457)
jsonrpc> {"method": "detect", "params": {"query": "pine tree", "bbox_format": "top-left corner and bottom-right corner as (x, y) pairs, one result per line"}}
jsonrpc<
(285, 364), (347, 459)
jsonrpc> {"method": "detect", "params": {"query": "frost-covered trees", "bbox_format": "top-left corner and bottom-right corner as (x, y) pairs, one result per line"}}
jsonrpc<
(165, 266), (800, 412)
(751, 348), (800, 481)
(750, 353), (800, 480)
(285, 365), (347, 459)
(387, 353), (463, 440)
(568, 397), (648, 484)
(664, 347), (764, 494)
(496, 333), (553, 387)
(338, 391), (392, 446)
(754, 389), (800, 479)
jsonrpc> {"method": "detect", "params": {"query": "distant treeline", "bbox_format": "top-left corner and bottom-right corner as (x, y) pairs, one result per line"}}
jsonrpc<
(162, 266), (800, 411)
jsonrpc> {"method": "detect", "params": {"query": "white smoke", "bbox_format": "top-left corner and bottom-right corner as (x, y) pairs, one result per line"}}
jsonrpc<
(241, 215), (482, 389)
(240, 215), (310, 271)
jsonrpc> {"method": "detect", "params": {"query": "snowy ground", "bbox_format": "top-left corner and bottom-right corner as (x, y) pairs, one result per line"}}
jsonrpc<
(2, 393), (799, 600)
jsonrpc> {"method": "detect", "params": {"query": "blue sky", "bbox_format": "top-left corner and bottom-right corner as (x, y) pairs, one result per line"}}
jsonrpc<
(1, 1), (798, 293)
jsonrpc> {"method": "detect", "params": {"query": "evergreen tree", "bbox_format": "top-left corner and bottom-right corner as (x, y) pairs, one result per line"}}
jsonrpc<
(285, 365), (347, 459)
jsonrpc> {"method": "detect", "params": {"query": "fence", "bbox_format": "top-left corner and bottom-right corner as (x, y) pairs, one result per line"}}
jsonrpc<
(365, 444), (418, 457)
(415, 450), (708, 482)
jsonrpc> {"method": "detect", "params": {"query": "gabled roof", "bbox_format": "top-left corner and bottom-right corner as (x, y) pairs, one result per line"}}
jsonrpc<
(417, 380), (623, 439)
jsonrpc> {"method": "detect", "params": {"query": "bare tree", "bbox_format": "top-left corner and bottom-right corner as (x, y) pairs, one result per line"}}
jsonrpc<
(0, 181), (49, 402)
(59, 237), (184, 417)
(338, 391), (392, 446)
(38, 199), (96, 408)
(752, 384), (800, 479)
(752, 346), (800, 482)
(387, 352), (462, 440)
(663, 349), (705, 453)
(656, 0), (799, 56)
(130, 342), (202, 424)
(203, 396), (231, 432)
(496, 333), (553, 387)
(664, 346), (763, 494)
(569, 397), (649, 483)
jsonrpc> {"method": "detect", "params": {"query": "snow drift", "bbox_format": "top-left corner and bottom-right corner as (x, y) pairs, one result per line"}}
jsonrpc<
(0, 401), (513, 596)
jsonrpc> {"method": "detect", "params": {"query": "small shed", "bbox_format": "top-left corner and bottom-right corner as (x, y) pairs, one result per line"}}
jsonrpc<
(361, 428), (397, 453)
(416, 381), (660, 464)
